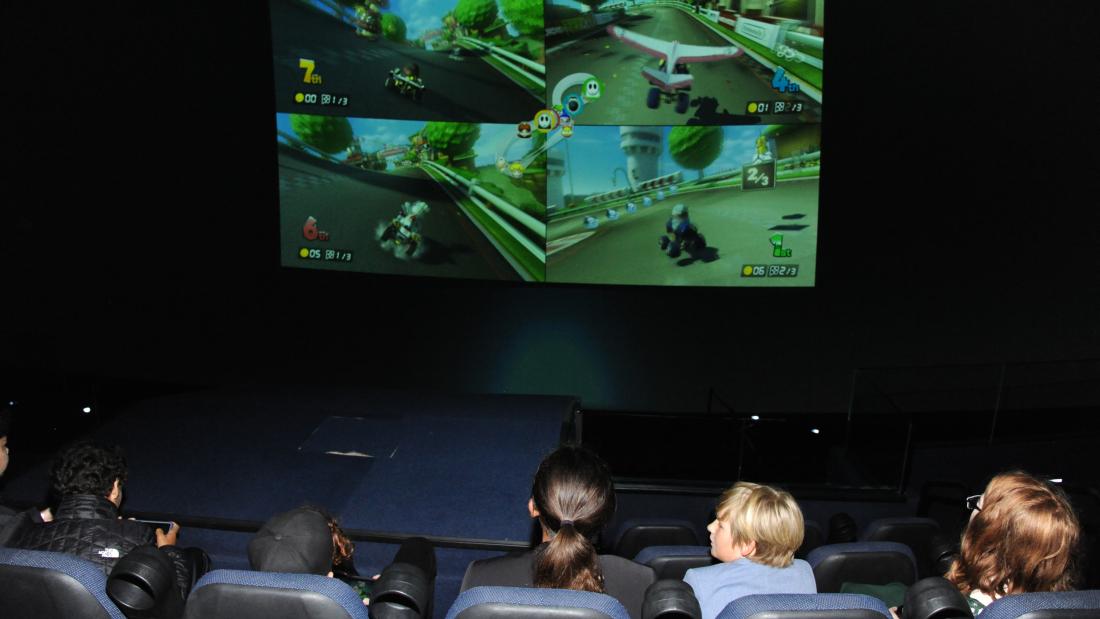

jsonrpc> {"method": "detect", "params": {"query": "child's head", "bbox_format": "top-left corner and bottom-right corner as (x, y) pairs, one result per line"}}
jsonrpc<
(249, 506), (352, 576)
(708, 482), (804, 568)
(530, 444), (616, 592)
(946, 471), (1079, 597)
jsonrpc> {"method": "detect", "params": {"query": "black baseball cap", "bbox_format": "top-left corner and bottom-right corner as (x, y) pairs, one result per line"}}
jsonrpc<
(248, 507), (333, 575)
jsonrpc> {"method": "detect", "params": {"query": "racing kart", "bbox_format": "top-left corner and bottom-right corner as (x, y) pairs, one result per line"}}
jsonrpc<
(385, 68), (424, 102)
(646, 63), (692, 114)
(379, 216), (423, 257)
(658, 224), (706, 258)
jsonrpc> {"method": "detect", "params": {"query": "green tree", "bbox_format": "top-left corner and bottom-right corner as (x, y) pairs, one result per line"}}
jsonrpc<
(381, 13), (406, 42)
(500, 0), (542, 35)
(422, 122), (481, 166)
(668, 126), (723, 179)
(290, 114), (354, 154)
(453, 0), (498, 33)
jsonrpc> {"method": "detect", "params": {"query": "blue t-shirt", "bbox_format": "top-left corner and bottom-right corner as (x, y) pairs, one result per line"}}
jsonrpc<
(684, 558), (817, 619)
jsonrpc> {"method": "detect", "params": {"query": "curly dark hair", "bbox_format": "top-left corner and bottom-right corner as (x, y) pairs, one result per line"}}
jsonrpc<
(50, 441), (128, 498)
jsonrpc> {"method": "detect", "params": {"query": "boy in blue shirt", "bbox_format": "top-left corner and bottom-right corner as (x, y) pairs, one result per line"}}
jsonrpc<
(684, 482), (816, 619)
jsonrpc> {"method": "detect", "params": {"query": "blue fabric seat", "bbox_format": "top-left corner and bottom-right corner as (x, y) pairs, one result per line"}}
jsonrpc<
(806, 542), (918, 593)
(716, 593), (892, 619)
(0, 547), (126, 619)
(633, 545), (715, 581)
(859, 517), (941, 578)
(445, 586), (632, 619)
(797, 520), (825, 559)
(181, 569), (369, 619)
(612, 518), (702, 560)
(979, 591), (1100, 619)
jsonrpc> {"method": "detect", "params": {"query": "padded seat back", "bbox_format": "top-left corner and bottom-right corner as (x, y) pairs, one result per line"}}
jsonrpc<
(797, 520), (825, 559)
(717, 593), (892, 619)
(634, 545), (716, 581)
(979, 591), (1100, 619)
(0, 547), (126, 619)
(445, 586), (631, 619)
(806, 542), (918, 593)
(860, 518), (941, 578)
(613, 519), (701, 560)
(181, 569), (368, 619)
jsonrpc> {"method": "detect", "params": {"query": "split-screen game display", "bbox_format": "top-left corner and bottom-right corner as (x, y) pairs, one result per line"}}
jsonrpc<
(274, 0), (823, 286)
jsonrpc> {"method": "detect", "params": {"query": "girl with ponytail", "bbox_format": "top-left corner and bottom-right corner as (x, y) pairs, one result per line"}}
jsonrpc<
(460, 445), (656, 619)
(530, 444), (616, 592)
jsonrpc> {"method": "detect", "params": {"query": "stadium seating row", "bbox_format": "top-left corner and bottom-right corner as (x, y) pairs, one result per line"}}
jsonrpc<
(4, 546), (1099, 619)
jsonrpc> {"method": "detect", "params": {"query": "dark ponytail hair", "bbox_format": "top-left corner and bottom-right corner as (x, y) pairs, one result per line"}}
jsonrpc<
(531, 445), (616, 592)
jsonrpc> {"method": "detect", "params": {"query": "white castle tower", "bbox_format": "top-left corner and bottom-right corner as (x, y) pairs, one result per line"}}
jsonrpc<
(619, 126), (662, 187)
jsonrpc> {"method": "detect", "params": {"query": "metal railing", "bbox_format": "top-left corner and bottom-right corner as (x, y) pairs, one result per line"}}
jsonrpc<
(420, 161), (547, 267)
(457, 37), (546, 89)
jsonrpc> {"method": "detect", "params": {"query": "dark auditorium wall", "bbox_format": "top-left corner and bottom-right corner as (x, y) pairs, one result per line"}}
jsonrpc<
(2, 2), (1098, 413)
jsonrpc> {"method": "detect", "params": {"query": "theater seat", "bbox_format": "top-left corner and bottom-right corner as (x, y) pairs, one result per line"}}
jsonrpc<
(806, 542), (918, 593)
(978, 591), (1100, 619)
(181, 569), (368, 619)
(860, 518), (941, 578)
(0, 547), (127, 619)
(107, 545), (184, 619)
(445, 586), (631, 619)
(612, 519), (702, 560)
(716, 593), (892, 619)
(901, 577), (970, 619)
(633, 546), (716, 580)
(796, 520), (825, 559)
(643, 579), (702, 619)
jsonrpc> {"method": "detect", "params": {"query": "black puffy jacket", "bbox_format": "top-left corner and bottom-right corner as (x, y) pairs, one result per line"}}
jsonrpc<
(12, 494), (193, 597)
(0, 502), (44, 547)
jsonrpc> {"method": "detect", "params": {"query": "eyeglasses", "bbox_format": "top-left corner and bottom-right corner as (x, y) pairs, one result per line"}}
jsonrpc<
(965, 494), (982, 511)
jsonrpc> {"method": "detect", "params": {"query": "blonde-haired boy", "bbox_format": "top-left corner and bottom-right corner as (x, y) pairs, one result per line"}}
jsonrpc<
(684, 482), (816, 619)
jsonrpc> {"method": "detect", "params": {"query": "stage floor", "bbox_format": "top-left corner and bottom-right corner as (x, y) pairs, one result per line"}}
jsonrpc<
(3, 384), (575, 543)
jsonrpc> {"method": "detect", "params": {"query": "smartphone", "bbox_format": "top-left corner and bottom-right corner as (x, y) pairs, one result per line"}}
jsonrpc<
(336, 572), (374, 600)
(133, 519), (176, 532)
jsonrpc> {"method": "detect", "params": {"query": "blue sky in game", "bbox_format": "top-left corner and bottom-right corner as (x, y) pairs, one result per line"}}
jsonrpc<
(552, 125), (768, 196)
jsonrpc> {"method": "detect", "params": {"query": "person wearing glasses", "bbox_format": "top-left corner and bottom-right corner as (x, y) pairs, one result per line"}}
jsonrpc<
(946, 472), (1081, 615)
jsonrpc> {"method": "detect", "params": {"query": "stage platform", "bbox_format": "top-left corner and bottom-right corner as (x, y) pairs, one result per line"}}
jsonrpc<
(2, 384), (576, 543)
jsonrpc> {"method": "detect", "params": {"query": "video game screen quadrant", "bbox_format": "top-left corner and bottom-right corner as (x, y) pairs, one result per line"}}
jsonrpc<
(273, 0), (824, 288)
(278, 113), (549, 281)
(546, 0), (823, 126)
(545, 124), (819, 287)
(271, 0), (546, 123)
